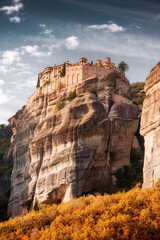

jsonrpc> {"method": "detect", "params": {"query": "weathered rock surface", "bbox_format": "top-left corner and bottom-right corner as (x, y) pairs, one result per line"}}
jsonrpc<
(8, 69), (139, 217)
(141, 62), (160, 188)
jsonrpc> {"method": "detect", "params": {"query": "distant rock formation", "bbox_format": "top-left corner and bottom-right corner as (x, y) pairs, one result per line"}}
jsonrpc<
(8, 68), (139, 218)
(141, 62), (160, 188)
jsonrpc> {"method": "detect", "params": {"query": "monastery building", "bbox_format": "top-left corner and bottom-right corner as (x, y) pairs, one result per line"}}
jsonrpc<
(38, 57), (116, 90)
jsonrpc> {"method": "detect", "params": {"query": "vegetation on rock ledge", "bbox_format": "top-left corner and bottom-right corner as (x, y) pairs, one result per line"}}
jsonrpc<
(86, 88), (97, 96)
(68, 91), (76, 102)
(54, 101), (64, 113)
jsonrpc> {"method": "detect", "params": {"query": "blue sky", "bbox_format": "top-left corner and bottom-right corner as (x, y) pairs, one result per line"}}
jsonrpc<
(0, 0), (160, 123)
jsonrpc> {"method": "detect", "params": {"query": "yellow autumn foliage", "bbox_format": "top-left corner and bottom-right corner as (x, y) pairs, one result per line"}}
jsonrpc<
(0, 183), (160, 240)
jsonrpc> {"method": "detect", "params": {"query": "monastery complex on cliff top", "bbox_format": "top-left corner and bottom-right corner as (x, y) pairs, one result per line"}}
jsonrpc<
(38, 57), (116, 90)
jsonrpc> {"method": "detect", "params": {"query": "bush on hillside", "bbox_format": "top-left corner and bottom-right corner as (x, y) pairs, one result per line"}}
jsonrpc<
(0, 184), (159, 240)
(68, 91), (76, 102)
(54, 101), (64, 113)
(0, 164), (13, 180)
(86, 88), (97, 96)
(0, 138), (10, 159)
(115, 148), (143, 190)
(130, 82), (145, 105)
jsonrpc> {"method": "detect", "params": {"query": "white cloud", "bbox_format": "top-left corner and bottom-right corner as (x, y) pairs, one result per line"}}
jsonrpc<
(43, 29), (53, 36)
(9, 16), (21, 23)
(0, 79), (4, 85)
(80, 30), (160, 60)
(39, 24), (54, 37)
(0, 1), (23, 15)
(0, 66), (8, 74)
(0, 89), (9, 105)
(65, 36), (79, 50)
(13, 0), (21, 3)
(87, 23), (126, 32)
(0, 95), (24, 124)
(39, 24), (46, 28)
(10, 75), (37, 90)
(21, 45), (52, 57)
(0, 50), (21, 65)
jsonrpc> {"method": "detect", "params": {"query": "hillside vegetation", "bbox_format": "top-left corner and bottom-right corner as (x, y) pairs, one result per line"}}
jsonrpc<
(130, 82), (145, 105)
(0, 124), (11, 160)
(0, 124), (12, 221)
(0, 183), (159, 240)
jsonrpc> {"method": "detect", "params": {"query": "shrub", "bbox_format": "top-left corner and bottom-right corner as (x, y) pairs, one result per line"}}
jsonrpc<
(0, 138), (10, 159)
(54, 101), (64, 113)
(34, 200), (40, 211)
(0, 191), (10, 222)
(36, 78), (40, 88)
(118, 61), (129, 72)
(86, 88), (97, 96)
(68, 91), (76, 102)
(30, 200), (40, 212)
(0, 124), (12, 177)
(0, 164), (13, 180)
(115, 148), (143, 190)
(0, 185), (159, 240)
(57, 80), (64, 90)
(130, 82), (145, 105)
(43, 80), (50, 87)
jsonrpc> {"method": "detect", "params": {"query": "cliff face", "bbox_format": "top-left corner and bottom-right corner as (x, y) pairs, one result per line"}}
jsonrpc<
(141, 62), (160, 188)
(8, 69), (139, 217)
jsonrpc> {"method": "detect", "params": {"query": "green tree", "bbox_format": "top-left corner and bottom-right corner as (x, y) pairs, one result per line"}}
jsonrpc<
(60, 62), (66, 77)
(36, 78), (40, 88)
(115, 148), (143, 190)
(118, 61), (129, 72)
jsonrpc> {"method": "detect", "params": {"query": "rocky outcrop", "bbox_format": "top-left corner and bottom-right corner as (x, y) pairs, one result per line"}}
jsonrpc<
(8, 69), (139, 217)
(141, 62), (160, 188)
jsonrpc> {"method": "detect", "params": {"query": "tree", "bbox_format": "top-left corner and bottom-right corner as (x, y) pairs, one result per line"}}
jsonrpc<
(36, 78), (40, 88)
(60, 62), (66, 77)
(118, 61), (129, 72)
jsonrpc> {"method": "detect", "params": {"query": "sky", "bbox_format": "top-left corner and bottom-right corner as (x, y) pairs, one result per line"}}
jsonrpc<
(0, 0), (160, 123)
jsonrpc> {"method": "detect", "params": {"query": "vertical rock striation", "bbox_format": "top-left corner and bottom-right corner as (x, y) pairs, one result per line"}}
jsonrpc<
(8, 69), (139, 217)
(141, 62), (160, 188)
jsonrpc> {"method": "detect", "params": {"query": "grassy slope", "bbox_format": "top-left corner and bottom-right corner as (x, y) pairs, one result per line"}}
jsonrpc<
(0, 183), (159, 240)
(130, 82), (145, 105)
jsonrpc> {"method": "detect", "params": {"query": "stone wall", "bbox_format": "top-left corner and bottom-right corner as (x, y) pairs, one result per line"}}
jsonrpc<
(38, 64), (116, 91)
(83, 65), (113, 79)
(65, 65), (83, 87)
